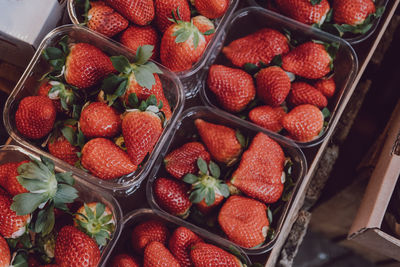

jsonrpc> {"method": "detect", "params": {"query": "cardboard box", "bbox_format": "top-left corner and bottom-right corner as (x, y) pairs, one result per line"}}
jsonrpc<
(348, 100), (400, 260)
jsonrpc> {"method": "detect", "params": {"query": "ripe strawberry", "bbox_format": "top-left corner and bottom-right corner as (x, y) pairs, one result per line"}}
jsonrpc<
(275, 0), (330, 25)
(105, 0), (155, 25)
(154, 0), (191, 33)
(111, 254), (141, 267)
(160, 19), (206, 72)
(164, 142), (211, 179)
(230, 133), (285, 203)
(144, 241), (180, 267)
(282, 41), (332, 79)
(154, 177), (192, 218)
(169, 227), (203, 267)
(314, 77), (336, 98)
(131, 220), (169, 254)
(55, 226), (100, 267)
(249, 106), (286, 132)
(87, 3), (128, 37)
(48, 135), (80, 166)
(4, 160), (30, 196)
(0, 235), (10, 267)
(0, 192), (31, 238)
(81, 138), (137, 180)
(333, 0), (375, 25)
(288, 82), (328, 108)
(190, 242), (243, 267)
(282, 104), (324, 142)
(120, 25), (160, 60)
(15, 96), (56, 139)
(207, 65), (256, 113)
(0, 162), (18, 188)
(218, 195), (269, 248)
(193, 0), (229, 19)
(80, 102), (122, 138)
(37, 81), (62, 112)
(192, 16), (215, 43)
(222, 28), (289, 68)
(256, 66), (291, 106)
(195, 119), (243, 165)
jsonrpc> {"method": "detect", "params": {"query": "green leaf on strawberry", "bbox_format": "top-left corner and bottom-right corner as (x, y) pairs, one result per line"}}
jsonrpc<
(310, 0), (322, 5)
(197, 158), (208, 174)
(111, 56), (132, 74)
(10, 252), (28, 267)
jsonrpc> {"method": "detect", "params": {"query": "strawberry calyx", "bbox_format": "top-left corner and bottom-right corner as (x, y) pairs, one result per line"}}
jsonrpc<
(125, 93), (166, 126)
(243, 55), (283, 76)
(74, 0), (91, 24)
(168, 8), (203, 49)
(312, 40), (339, 71)
(42, 35), (70, 79)
(47, 81), (77, 112)
(310, 0), (323, 5)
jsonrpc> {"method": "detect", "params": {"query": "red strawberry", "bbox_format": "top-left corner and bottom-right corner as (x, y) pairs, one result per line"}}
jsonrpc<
(144, 241), (180, 267)
(4, 160), (30, 196)
(131, 220), (169, 254)
(55, 226), (100, 267)
(249, 106), (286, 132)
(0, 162), (18, 188)
(193, 0), (229, 19)
(333, 0), (375, 25)
(195, 119), (243, 165)
(104, 0), (155, 25)
(218, 195), (269, 248)
(111, 254), (141, 267)
(48, 135), (80, 166)
(222, 28), (289, 68)
(87, 3), (129, 37)
(190, 242), (243, 267)
(164, 142), (211, 179)
(207, 65), (256, 113)
(282, 41), (332, 79)
(154, 0), (191, 33)
(192, 16), (215, 43)
(120, 25), (160, 60)
(282, 104), (324, 142)
(169, 227), (203, 267)
(288, 82), (328, 108)
(160, 19), (206, 72)
(0, 235), (10, 267)
(275, 0), (330, 25)
(314, 77), (336, 98)
(80, 102), (122, 138)
(81, 138), (137, 180)
(230, 133), (285, 203)
(37, 81), (62, 112)
(256, 66), (291, 106)
(0, 192), (31, 238)
(154, 177), (192, 218)
(15, 96), (56, 139)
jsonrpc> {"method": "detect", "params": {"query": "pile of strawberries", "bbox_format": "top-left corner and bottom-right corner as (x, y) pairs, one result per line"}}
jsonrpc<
(152, 116), (294, 249)
(0, 156), (115, 266)
(110, 219), (247, 266)
(206, 27), (336, 142)
(74, 0), (231, 72)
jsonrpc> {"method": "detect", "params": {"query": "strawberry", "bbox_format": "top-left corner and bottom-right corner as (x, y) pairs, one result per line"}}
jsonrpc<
(87, 2), (128, 37)
(249, 105), (286, 132)
(80, 102), (122, 138)
(256, 66), (291, 106)
(15, 96), (56, 139)
(81, 138), (137, 180)
(275, 0), (330, 25)
(160, 18), (207, 72)
(222, 28), (289, 68)
(230, 133), (285, 203)
(37, 81), (62, 112)
(169, 227), (203, 267)
(144, 241), (180, 267)
(288, 82), (328, 108)
(37, 80), (76, 113)
(282, 104), (324, 141)
(111, 254), (141, 267)
(120, 25), (160, 60)
(190, 242), (243, 267)
(164, 142), (211, 179)
(154, 177), (192, 218)
(192, 16), (215, 43)
(48, 135), (80, 166)
(55, 226), (100, 267)
(195, 119), (243, 165)
(131, 220), (169, 254)
(104, 0), (155, 25)
(0, 162), (18, 188)
(218, 195), (269, 248)
(0, 235), (10, 267)
(154, 0), (191, 33)
(4, 160), (30, 196)
(314, 77), (336, 98)
(333, 0), (375, 26)
(193, 0), (229, 19)
(207, 65), (256, 113)
(282, 41), (332, 79)
(0, 192), (31, 238)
